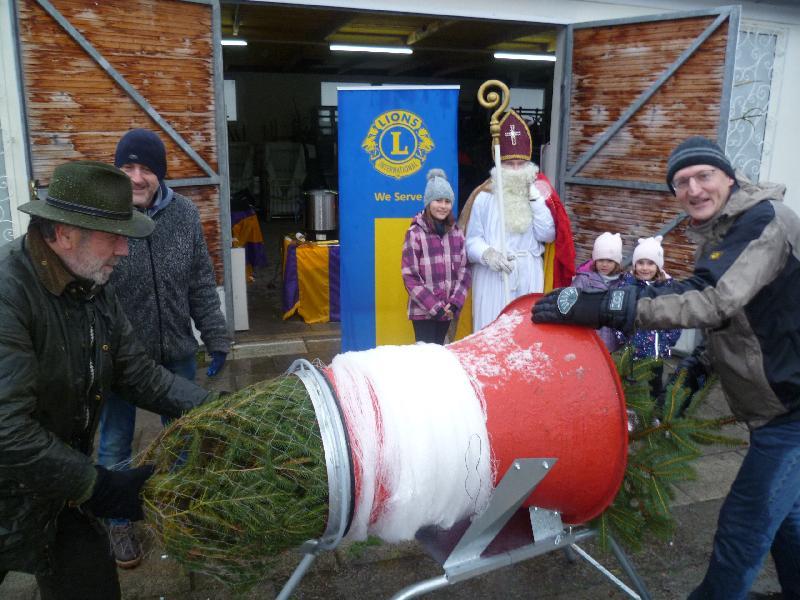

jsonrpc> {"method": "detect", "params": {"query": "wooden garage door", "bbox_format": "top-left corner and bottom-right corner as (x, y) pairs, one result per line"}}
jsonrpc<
(558, 7), (739, 277)
(14, 0), (230, 288)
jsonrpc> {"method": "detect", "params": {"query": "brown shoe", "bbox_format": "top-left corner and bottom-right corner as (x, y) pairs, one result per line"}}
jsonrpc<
(108, 522), (143, 569)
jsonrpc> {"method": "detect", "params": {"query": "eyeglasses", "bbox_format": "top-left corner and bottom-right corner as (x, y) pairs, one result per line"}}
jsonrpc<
(672, 169), (717, 192)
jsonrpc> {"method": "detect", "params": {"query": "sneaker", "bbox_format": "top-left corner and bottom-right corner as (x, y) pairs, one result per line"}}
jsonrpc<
(108, 522), (143, 569)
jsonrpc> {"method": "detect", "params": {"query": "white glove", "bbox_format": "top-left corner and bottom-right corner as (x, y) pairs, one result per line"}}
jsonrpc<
(482, 247), (514, 274)
(529, 183), (544, 202)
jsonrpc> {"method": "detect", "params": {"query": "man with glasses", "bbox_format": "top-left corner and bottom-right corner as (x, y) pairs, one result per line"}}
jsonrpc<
(533, 136), (800, 599)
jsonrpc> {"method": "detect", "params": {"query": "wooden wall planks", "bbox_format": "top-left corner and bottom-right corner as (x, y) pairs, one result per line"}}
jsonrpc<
(16, 0), (225, 281)
(565, 14), (732, 278)
(569, 185), (695, 276)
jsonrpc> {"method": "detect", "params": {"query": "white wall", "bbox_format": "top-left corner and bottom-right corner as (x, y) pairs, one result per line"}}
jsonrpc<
(248, 0), (654, 24)
(0, 0), (31, 239)
(760, 19), (799, 209)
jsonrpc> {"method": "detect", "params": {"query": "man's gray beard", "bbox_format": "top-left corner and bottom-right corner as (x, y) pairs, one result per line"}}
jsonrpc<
(490, 162), (539, 234)
(59, 231), (116, 285)
(60, 252), (113, 285)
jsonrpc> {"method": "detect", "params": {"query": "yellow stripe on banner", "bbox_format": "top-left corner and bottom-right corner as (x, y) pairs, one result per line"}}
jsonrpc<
(452, 289), (473, 341)
(375, 218), (416, 346)
(296, 243), (331, 324)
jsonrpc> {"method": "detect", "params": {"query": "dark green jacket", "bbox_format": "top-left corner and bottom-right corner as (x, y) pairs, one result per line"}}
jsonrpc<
(0, 229), (212, 574)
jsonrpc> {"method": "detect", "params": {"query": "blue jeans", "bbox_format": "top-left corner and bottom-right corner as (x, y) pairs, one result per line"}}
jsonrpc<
(97, 355), (196, 526)
(688, 419), (800, 600)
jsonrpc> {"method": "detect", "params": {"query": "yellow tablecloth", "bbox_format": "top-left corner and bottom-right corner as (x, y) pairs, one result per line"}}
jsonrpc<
(281, 237), (340, 323)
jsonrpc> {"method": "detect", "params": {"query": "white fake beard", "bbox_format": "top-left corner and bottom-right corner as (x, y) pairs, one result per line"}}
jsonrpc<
(490, 163), (539, 234)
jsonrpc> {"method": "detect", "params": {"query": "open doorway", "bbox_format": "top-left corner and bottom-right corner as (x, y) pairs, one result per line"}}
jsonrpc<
(219, 3), (560, 339)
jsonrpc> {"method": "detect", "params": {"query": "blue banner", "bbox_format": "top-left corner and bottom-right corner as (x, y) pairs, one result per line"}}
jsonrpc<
(338, 86), (459, 351)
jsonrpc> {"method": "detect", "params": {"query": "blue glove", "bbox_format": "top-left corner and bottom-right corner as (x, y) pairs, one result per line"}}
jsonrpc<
(206, 351), (227, 377)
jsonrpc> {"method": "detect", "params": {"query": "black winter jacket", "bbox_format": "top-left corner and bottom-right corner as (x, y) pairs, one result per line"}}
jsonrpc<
(0, 229), (212, 574)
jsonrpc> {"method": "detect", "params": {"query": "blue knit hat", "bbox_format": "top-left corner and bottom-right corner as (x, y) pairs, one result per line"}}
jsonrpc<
(423, 168), (454, 207)
(666, 136), (735, 194)
(114, 129), (167, 182)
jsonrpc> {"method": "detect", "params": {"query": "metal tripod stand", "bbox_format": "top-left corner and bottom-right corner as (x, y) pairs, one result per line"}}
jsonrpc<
(277, 457), (651, 599)
(391, 458), (651, 599)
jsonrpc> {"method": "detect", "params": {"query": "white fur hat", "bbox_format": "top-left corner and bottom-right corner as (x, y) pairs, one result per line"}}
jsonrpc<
(423, 168), (454, 207)
(592, 232), (622, 264)
(633, 235), (665, 269)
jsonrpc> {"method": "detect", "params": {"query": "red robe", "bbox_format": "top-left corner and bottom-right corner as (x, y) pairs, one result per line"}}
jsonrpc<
(534, 173), (576, 288)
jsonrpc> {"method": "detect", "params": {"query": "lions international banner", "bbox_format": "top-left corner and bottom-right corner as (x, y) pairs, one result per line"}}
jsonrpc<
(338, 86), (459, 351)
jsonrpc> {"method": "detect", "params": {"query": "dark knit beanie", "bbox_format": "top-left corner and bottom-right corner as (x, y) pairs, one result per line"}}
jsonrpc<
(114, 129), (167, 181)
(665, 136), (735, 194)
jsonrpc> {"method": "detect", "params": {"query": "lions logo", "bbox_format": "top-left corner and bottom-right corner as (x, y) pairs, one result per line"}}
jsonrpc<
(362, 109), (434, 180)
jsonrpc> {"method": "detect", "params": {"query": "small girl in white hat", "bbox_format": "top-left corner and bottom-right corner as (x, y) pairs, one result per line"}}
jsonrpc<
(614, 236), (682, 396)
(571, 232), (624, 351)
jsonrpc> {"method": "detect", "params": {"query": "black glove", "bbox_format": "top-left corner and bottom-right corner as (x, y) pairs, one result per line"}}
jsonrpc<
(531, 286), (638, 332)
(657, 346), (709, 416)
(83, 464), (155, 521)
(672, 351), (708, 395)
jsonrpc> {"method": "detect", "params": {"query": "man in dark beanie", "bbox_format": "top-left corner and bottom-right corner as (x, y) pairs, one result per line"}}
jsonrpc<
(0, 161), (216, 599)
(533, 136), (800, 599)
(97, 128), (232, 568)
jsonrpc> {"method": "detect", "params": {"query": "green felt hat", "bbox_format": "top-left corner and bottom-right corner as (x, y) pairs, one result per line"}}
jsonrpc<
(19, 160), (154, 238)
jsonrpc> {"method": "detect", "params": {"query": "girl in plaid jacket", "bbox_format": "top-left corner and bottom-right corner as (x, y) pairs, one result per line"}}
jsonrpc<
(401, 169), (471, 344)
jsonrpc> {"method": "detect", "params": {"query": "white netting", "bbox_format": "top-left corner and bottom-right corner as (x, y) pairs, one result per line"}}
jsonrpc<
(330, 343), (494, 542)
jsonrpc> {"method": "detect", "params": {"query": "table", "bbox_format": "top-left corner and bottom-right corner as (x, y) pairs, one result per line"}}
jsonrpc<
(282, 237), (340, 323)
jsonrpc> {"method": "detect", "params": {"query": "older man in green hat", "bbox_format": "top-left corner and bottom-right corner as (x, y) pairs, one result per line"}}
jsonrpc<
(0, 161), (216, 599)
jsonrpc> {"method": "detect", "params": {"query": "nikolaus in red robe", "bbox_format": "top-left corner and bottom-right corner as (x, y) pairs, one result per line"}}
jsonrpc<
(452, 110), (575, 338)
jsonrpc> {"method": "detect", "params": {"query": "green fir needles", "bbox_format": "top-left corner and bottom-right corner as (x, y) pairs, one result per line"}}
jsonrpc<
(593, 347), (744, 552)
(139, 375), (329, 589)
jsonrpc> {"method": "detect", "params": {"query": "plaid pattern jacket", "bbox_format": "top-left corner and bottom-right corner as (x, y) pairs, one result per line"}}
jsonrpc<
(401, 212), (471, 320)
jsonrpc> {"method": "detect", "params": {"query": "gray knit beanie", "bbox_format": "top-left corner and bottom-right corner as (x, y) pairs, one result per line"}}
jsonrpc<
(423, 168), (454, 207)
(666, 136), (735, 194)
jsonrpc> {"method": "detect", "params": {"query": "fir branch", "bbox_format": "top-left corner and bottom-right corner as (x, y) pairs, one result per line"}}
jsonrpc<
(591, 352), (745, 552)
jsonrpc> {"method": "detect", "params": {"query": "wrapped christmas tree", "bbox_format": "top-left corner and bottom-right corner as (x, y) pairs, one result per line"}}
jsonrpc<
(140, 375), (328, 589)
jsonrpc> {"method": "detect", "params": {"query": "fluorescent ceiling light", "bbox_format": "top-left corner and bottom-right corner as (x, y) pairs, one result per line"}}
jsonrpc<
(221, 39), (247, 47)
(494, 52), (556, 62)
(330, 44), (412, 55)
